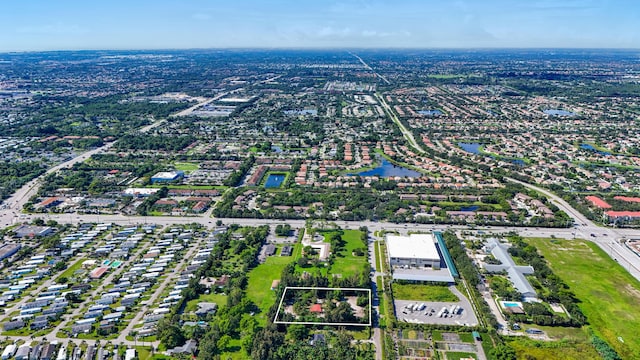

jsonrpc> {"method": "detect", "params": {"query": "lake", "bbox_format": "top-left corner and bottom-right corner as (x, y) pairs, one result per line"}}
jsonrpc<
(458, 142), (482, 155)
(351, 158), (422, 178)
(264, 174), (286, 188)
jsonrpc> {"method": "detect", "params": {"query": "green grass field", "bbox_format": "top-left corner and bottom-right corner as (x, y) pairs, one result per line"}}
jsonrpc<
(508, 337), (600, 360)
(392, 283), (458, 302)
(184, 292), (228, 312)
(246, 247), (298, 325)
(528, 238), (640, 359)
(326, 229), (369, 277)
(56, 257), (87, 280)
(432, 331), (443, 341)
(446, 352), (477, 360)
(458, 333), (474, 343)
(173, 162), (199, 172)
(378, 242), (390, 273)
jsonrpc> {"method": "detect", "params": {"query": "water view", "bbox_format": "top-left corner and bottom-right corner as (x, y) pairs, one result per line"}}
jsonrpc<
(458, 142), (483, 155)
(264, 174), (286, 188)
(351, 158), (422, 178)
(544, 109), (576, 116)
(460, 205), (480, 212)
(418, 109), (443, 116)
(460, 142), (526, 166)
(580, 143), (611, 155)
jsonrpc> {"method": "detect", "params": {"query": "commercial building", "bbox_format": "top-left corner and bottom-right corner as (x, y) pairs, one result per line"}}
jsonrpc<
(484, 238), (537, 300)
(0, 243), (21, 260)
(386, 233), (441, 268)
(386, 232), (457, 283)
(13, 225), (53, 238)
(150, 171), (184, 184)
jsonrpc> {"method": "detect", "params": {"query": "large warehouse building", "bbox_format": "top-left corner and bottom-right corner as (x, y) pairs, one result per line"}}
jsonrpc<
(386, 233), (441, 269)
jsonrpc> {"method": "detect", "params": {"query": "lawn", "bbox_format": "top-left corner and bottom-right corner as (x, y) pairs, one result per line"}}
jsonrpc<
(246, 252), (296, 325)
(446, 352), (477, 360)
(522, 324), (590, 342)
(392, 283), (458, 302)
(184, 292), (228, 312)
(134, 346), (171, 360)
(378, 242), (390, 273)
(374, 241), (382, 271)
(325, 230), (369, 277)
(458, 333), (475, 343)
(432, 331), (443, 341)
(527, 238), (640, 359)
(56, 257), (87, 280)
(173, 162), (199, 172)
(219, 338), (246, 360)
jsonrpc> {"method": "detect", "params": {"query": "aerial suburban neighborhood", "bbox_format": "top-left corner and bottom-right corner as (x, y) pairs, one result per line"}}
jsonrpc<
(1, 41), (640, 360)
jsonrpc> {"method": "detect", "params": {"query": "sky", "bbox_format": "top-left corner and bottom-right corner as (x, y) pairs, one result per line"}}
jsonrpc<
(0, 0), (638, 51)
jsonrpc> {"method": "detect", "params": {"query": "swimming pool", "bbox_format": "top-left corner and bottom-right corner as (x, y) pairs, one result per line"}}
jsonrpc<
(502, 301), (523, 308)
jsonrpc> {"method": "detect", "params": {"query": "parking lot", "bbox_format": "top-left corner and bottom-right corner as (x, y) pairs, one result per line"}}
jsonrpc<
(394, 298), (479, 326)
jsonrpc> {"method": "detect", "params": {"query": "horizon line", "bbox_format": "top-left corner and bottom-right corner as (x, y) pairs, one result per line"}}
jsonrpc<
(2, 46), (640, 55)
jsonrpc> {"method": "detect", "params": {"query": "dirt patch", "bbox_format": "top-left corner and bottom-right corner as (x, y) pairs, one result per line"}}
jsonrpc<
(346, 296), (365, 317)
(623, 283), (640, 301)
(442, 332), (461, 342)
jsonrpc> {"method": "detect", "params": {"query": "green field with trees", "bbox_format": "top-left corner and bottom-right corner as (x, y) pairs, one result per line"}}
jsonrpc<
(527, 238), (635, 359)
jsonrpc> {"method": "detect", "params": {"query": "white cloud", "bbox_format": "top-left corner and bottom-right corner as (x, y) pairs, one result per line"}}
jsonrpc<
(317, 26), (353, 38)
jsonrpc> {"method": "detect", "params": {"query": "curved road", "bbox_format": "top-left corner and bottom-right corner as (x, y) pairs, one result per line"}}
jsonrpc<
(507, 177), (640, 280)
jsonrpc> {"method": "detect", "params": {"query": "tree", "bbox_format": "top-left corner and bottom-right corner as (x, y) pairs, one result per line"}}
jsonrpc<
(287, 324), (309, 341)
(158, 322), (186, 349)
(490, 345), (517, 360)
(217, 334), (232, 351)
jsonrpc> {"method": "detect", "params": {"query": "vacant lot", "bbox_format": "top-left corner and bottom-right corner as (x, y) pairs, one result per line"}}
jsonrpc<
(393, 283), (458, 302)
(246, 244), (299, 325)
(508, 337), (599, 360)
(528, 238), (640, 359)
(324, 229), (368, 277)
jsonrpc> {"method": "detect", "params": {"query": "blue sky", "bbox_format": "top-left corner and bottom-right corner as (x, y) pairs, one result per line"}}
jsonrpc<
(0, 0), (638, 51)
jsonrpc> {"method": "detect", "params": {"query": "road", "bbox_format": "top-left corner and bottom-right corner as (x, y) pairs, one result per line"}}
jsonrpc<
(506, 177), (640, 280)
(116, 235), (205, 345)
(353, 53), (426, 156)
(373, 92), (427, 155)
(1, 82), (640, 358)
(0, 117), (167, 229)
(351, 53), (390, 85)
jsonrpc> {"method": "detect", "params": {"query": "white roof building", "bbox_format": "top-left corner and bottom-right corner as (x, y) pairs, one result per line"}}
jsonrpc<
(386, 233), (440, 268)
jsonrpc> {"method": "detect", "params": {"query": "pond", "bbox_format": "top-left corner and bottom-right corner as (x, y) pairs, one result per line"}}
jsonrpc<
(544, 109), (576, 116)
(580, 143), (610, 156)
(459, 142), (526, 166)
(458, 142), (483, 155)
(350, 158), (422, 178)
(418, 109), (443, 116)
(460, 205), (479, 212)
(264, 174), (286, 188)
